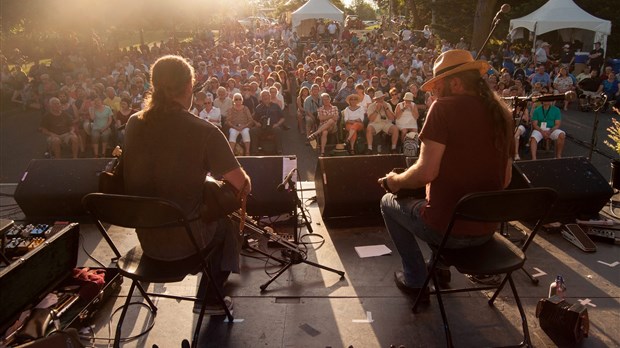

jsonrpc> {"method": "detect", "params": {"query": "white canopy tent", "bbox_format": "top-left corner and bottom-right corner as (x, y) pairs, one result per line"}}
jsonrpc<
(509, 0), (611, 54)
(291, 0), (344, 37)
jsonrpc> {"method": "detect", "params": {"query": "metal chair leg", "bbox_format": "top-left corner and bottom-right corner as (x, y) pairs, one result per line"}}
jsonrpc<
(114, 281), (136, 348)
(432, 272), (454, 348)
(509, 275), (533, 347)
(135, 281), (158, 313)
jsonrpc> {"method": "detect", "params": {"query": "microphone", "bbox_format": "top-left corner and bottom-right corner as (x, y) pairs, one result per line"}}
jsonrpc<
(503, 91), (577, 103)
(492, 3), (511, 23)
(277, 168), (297, 192)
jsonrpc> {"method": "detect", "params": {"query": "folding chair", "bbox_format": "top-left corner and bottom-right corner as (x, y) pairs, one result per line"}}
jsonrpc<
(412, 187), (557, 347)
(82, 193), (233, 348)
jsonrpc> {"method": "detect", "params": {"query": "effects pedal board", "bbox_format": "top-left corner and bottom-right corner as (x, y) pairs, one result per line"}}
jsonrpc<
(561, 224), (597, 252)
(585, 226), (620, 245)
(3, 222), (71, 259)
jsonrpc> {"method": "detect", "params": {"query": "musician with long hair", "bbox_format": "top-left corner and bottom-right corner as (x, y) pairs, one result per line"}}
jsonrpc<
(378, 50), (514, 299)
(123, 55), (251, 315)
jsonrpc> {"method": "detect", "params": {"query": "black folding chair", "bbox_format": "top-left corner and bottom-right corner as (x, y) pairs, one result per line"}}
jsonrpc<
(412, 188), (558, 347)
(82, 193), (233, 348)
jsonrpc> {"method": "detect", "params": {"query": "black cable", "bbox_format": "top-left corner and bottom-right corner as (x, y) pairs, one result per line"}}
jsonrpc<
(79, 232), (106, 268)
(83, 302), (156, 345)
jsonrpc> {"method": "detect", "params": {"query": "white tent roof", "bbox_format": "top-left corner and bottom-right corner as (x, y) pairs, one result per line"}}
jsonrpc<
(509, 0), (611, 36)
(291, 0), (344, 29)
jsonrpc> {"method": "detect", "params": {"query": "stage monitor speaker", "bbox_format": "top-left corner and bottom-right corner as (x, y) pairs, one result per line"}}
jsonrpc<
(14, 158), (113, 219)
(237, 156), (297, 217)
(509, 157), (613, 220)
(315, 154), (407, 219)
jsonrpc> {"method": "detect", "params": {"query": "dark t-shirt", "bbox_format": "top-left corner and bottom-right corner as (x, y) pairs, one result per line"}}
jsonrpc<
(419, 95), (511, 236)
(40, 111), (73, 135)
(253, 102), (283, 125)
(589, 47), (604, 67)
(123, 106), (240, 260)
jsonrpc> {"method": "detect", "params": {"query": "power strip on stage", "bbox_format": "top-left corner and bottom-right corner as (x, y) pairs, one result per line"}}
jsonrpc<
(585, 227), (620, 245)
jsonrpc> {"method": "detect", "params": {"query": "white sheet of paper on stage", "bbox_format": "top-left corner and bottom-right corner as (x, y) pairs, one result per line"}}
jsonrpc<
(355, 245), (392, 258)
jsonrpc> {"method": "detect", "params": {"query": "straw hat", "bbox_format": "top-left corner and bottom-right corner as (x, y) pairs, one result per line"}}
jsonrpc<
(373, 90), (386, 100)
(346, 93), (360, 104)
(421, 50), (489, 92)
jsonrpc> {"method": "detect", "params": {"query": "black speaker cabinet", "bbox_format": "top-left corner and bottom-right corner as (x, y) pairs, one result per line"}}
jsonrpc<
(14, 159), (113, 219)
(315, 154), (407, 219)
(237, 156), (297, 217)
(509, 157), (613, 220)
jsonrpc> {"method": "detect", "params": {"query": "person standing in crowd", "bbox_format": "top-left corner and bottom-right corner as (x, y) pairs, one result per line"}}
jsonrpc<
(588, 42), (604, 74)
(378, 50), (514, 298)
(86, 94), (114, 158)
(123, 55), (251, 315)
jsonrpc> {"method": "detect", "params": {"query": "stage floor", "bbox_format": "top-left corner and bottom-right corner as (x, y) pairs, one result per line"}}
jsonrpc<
(58, 182), (619, 348)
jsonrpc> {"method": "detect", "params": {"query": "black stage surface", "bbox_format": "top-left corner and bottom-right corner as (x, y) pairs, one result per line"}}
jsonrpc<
(1, 99), (619, 347)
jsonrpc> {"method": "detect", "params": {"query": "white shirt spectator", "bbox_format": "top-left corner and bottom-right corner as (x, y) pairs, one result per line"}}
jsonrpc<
(199, 107), (222, 127)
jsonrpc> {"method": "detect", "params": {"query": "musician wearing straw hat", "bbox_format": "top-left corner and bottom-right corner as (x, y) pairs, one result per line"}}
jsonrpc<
(378, 50), (515, 297)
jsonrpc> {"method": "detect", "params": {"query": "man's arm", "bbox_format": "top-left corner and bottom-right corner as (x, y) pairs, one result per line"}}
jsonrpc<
(385, 138), (445, 191)
(222, 167), (252, 197)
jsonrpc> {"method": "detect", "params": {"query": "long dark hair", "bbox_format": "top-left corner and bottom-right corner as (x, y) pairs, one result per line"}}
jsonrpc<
(140, 55), (194, 120)
(448, 69), (513, 158)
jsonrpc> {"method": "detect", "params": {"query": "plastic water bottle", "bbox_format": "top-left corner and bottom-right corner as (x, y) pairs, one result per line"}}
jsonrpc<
(548, 275), (566, 299)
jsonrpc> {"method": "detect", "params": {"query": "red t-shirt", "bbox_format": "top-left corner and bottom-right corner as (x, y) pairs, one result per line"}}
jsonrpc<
(420, 95), (511, 237)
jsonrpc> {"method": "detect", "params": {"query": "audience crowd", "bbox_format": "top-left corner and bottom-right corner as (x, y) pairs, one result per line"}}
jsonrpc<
(1, 19), (619, 161)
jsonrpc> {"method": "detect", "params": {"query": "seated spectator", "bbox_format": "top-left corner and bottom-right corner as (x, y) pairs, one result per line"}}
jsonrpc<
(365, 91), (399, 154)
(40, 97), (78, 158)
(394, 92), (420, 143)
(250, 90), (285, 155)
(296, 87), (310, 134)
(214, 86), (232, 117)
(387, 87), (401, 110)
(355, 84), (372, 112)
(103, 86), (121, 113)
(334, 76), (356, 105)
(115, 97), (136, 146)
(199, 96), (222, 127)
(225, 93), (254, 156)
(530, 100), (565, 160)
(553, 67), (575, 111)
(242, 84), (259, 114)
(598, 71), (620, 112)
(529, 65), (551, 91)
(303, 84), (322, 140)
(512, 92), (531, 161)
(85, 94), (114, 157)
(191, 91), (209, 116)
(307, 93), (339, 156)
(343, 94), (365, 154)
(269, 85), (284, 110)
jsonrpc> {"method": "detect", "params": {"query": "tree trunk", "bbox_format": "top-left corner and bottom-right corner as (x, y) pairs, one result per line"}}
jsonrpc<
(471, 0), (497, 55)
(408, 0), (421, 29)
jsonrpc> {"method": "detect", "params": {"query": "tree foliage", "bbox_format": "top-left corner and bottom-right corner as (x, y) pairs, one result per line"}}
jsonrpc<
(368, 0), (619, 57)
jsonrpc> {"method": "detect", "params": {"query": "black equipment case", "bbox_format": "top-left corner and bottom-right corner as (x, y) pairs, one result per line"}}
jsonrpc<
(0, 223), (123, 345)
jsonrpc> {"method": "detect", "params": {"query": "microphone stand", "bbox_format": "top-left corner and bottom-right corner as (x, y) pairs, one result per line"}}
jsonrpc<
(475, 12), (503, 60)
(587, 94), (608, 161)
(258, 170), (344, 291)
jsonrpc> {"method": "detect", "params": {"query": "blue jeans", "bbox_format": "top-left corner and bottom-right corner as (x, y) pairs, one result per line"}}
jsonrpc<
(380, 193), (492, 288)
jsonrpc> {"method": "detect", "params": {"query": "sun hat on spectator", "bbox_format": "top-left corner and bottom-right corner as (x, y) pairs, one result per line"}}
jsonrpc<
(373, 91), (386, 100)
(346, 94), (360, 104)
(403, 92), (414, 101)
(420, 49), (490, 92)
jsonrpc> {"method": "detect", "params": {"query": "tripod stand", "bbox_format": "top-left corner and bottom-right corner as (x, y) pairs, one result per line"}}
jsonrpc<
(256, 169), (345, 291)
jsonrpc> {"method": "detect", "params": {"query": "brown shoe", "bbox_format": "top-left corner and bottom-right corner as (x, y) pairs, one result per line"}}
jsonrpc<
(394, 271), (430, 302)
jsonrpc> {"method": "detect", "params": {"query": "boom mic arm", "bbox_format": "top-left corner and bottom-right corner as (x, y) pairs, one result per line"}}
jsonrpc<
(277, 168), (297, 192)
(503, 91), (577, 103)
